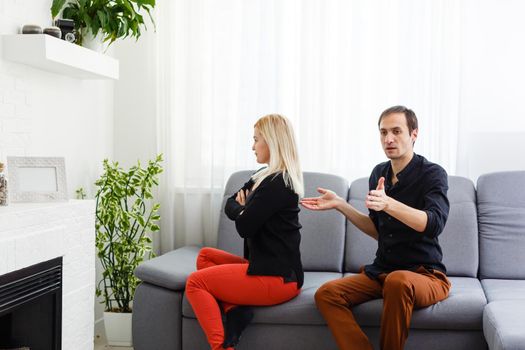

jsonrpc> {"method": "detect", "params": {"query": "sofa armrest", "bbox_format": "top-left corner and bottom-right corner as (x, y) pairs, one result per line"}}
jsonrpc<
(134, 245), (201, 291)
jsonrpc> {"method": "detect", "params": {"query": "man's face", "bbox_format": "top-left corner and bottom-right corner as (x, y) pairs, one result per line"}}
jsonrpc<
(379, 112), (418, 160)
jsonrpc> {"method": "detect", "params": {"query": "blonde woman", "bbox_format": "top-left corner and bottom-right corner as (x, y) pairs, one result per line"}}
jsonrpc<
(186, 114), (304, 350)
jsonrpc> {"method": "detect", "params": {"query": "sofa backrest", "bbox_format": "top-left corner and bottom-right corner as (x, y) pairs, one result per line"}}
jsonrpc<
(217, 171), (348, 272)
(344, 176), (479, 278)
(478, 171), (525, 279)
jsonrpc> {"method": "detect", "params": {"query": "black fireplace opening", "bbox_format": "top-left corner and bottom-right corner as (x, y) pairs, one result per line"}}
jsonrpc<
(0, 257), (62, 350)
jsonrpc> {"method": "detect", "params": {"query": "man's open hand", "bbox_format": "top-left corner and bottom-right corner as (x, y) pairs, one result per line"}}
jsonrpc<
(300, 188), (342, 210)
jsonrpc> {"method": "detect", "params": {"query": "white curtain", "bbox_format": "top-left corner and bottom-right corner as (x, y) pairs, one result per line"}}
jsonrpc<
(156, 0), (462, 252)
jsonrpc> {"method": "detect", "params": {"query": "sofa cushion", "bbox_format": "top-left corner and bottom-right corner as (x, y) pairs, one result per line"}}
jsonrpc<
(478, 171), (525, 279)
(182, 271), (342, 325)
(182, 273), (485, 330)
(217, 171), (348, 272)
(481, 279), (525, 302)
(216, 171), (252, 257)
(134, 245), (201, 290)
(344, 176), (479, 278)
(483, 300), (525, 350)
(341, 274), (486, 330)
(343, 177), (378, 273)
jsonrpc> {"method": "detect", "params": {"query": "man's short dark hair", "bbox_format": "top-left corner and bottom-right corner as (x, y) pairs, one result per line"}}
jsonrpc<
(378, 105), (418, 134)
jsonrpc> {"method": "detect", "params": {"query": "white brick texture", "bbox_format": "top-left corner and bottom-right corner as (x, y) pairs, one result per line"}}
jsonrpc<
(0, 200), (96, 350)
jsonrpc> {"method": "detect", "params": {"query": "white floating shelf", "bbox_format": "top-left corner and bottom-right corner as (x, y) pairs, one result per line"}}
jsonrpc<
(2, 34), (119, 80)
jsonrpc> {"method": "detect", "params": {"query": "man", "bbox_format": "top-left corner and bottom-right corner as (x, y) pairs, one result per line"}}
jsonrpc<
(301, 106), (450, 350)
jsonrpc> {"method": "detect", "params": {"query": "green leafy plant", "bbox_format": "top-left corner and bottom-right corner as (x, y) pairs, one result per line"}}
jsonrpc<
(95, 154), (163, 312)
(75, 187), (87, 199)
(51, 0), (156, 47)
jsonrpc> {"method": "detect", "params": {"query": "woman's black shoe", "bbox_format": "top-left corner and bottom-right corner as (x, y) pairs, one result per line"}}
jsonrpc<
(222, 306), (254, 348)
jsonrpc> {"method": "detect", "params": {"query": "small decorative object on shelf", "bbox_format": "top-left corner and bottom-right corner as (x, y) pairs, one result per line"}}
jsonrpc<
(43, 26), (62, 39)
(75, 187), (87, 199)
(54, 19), (76, 43)
(6, 156), (67, 203)
(22, 24), (43, 34)
(0, 162), (8, 206)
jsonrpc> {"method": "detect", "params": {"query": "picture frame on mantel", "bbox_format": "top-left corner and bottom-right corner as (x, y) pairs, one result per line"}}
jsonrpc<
(6, 156), (67, 202)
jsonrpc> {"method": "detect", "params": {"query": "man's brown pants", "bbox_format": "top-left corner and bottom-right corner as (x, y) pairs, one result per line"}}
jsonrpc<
(315, 267), (451, 350)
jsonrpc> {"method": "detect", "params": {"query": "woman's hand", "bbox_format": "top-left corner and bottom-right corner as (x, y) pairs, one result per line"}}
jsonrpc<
(235, 189), (250, 206)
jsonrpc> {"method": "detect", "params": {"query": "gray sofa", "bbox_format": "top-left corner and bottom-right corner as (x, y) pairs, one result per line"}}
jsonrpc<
(132, 170), (525, 350)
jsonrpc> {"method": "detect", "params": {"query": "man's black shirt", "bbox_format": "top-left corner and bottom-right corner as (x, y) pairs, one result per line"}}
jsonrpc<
(364, 154), (450, 279)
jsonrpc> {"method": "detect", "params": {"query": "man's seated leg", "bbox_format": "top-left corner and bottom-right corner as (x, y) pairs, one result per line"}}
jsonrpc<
(315, 272), (382, 350)
(381, 267), (451, 350)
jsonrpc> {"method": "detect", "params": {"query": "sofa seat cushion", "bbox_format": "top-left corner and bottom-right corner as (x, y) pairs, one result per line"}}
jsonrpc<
(481, 279), (525, 302)
(484, 300), (525, 350)
(135, 246), (201, 290)
(182, 271), (342, 325)
(340, 274), (486, 330)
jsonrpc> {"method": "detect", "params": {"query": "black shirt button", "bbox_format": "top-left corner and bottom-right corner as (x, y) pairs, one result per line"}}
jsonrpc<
(387, 249), (391, 253)
(388, 234), (393, 237)
(387, 216), (392, 221)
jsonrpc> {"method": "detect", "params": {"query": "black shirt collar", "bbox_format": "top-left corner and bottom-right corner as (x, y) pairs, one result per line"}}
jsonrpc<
(386, 153), (420, 188)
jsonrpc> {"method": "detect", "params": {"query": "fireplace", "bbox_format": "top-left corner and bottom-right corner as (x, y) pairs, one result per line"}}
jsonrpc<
(0, 257), (62, 350)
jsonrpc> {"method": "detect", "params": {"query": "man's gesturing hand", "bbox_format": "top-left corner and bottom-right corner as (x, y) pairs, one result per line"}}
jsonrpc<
(366, 177), (390, 212)
(300, 188), (342, 211)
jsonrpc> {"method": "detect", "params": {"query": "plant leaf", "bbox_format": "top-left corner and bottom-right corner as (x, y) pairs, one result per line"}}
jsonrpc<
(51, 0), (67, 19)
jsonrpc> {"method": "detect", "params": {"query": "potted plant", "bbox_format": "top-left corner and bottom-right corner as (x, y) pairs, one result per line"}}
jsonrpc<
(50, 0), (156, 49)
(94, 154), (163, 346)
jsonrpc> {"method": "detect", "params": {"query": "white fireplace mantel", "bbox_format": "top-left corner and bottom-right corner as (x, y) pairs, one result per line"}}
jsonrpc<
(0, 200), (96, 350)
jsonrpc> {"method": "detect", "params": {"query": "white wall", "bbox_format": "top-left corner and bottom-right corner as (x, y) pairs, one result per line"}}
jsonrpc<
(113, 28), (157, 168)
(0, 0), (114, 198)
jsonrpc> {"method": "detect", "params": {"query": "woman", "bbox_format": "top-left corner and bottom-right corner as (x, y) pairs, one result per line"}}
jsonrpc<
(186, 114), (305, 350)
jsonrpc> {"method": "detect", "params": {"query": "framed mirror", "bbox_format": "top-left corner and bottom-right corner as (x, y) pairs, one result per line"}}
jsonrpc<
(6, 156), (67, 202)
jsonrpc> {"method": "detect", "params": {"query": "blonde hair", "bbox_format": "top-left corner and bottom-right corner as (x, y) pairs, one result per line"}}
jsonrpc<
(251, 114), (304, 198)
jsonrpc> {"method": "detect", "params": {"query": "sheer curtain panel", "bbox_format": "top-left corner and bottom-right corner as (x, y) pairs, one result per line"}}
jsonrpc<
(156, 0), (461, 252)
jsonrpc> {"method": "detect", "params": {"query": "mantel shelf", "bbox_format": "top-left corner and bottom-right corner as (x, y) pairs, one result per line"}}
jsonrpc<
(2, 34), (119, 80)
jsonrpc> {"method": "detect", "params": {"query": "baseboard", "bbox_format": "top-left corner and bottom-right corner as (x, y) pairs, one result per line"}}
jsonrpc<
(94, 317), (106, 344)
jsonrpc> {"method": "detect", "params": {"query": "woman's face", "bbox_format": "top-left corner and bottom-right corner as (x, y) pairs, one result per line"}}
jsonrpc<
(252, 127), (270, 164)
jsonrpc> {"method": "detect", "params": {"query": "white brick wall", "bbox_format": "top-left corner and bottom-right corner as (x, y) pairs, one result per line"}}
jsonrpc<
(0, 0), (115, 198)
(0, 200), (96, 350)
(0, 71), (28, 156)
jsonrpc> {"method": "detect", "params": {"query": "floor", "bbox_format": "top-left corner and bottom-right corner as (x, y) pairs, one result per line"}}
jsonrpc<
(94, 334), (133, 350)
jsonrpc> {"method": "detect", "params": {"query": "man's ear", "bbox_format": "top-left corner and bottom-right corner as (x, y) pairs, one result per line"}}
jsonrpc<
(411, 128), (418, 145)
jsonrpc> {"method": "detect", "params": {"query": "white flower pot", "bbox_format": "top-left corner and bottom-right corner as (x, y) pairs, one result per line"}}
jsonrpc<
(83, 30), (105, 52)
(104, 311), (133, 346)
